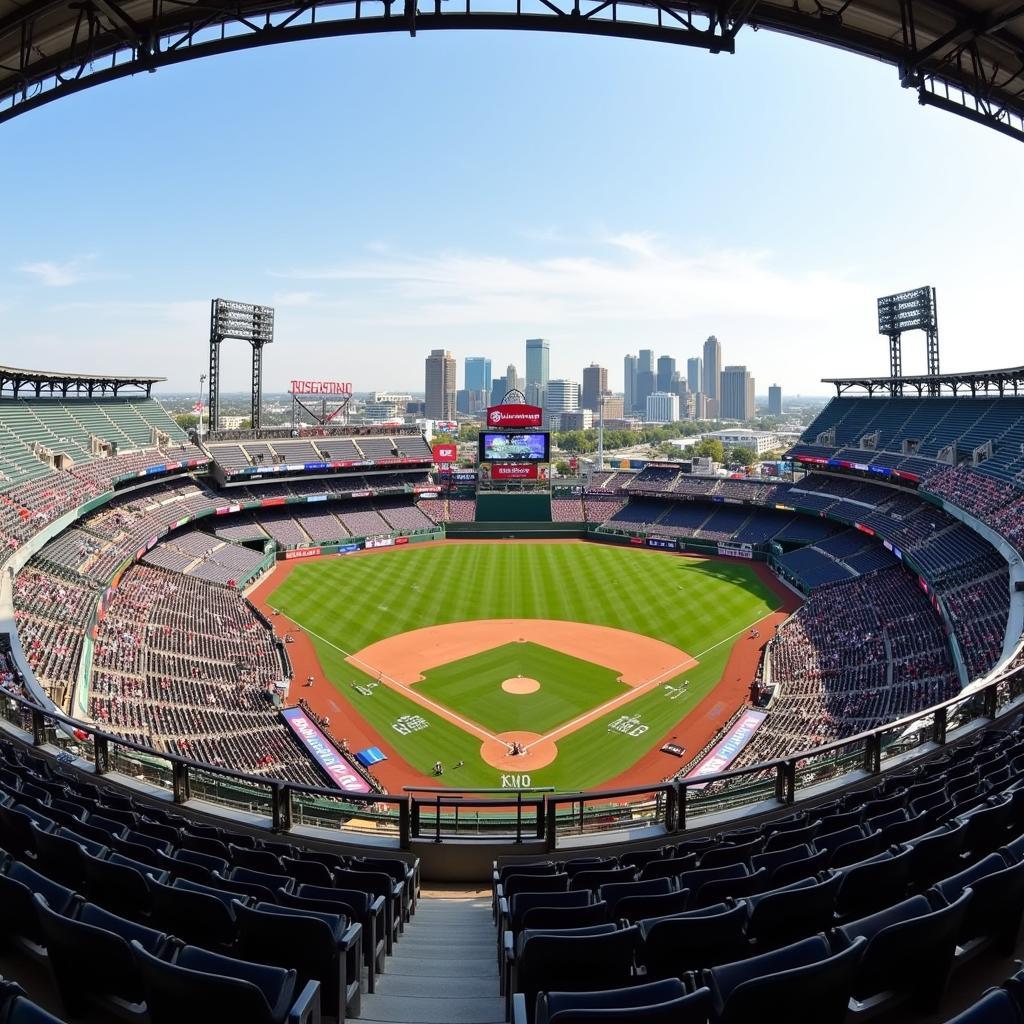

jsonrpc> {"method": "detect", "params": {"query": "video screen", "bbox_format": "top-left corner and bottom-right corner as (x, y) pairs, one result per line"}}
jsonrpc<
(479, 432), (549, 462)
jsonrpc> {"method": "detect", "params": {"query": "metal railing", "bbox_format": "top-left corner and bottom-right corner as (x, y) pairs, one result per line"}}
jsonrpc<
(1, 658), (1022, 852)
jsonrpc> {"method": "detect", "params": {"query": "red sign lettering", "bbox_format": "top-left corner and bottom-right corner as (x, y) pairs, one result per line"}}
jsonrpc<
(432, 444), (458, 464)
(486, 404), (543, 428)
(289, 380), (353, 394)
(490, 463), (539, 479)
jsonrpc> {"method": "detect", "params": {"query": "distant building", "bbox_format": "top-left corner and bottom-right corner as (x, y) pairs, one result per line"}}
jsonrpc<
(720, 365), (755, 421)
(545, 378), (579, 414)
(425, 349), (456, 421)
(525, 339), (550, 407)
(709, 429), (779, 455)
(646, 391), (680, 423)
(768, 384), (783, 416)
(656, 355), (676, 394)
(692, 392), (708, 420)
(464, 356), (491, 395)
(702, 336), (721, 402)
(490, 378), (505, 407)
(687, 356), (702, 394)
(558, 409), (593, 431)
(601, 395), (625, 420)
(623, 354), (638, 414)
(505, 364), (520, 395)
(635, 370), (656, 414)
(365, 392), (412, 421)
(581, 364), (608, 411)
(639, 349), (654, 374)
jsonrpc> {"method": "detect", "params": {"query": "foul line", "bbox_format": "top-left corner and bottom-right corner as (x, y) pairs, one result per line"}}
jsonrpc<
(292, 620), (504, 745)
(524, 612), (775, 751)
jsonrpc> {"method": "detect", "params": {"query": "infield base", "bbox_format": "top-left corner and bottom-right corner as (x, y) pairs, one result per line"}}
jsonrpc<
(480, 731), (558, 770)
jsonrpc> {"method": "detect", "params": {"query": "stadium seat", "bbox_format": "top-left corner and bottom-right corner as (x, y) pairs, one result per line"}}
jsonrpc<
(931, 854), (1024, 956)
(638, 855), (696, 880)
(568, 866), (637, 893)
(0, 861), (79, 952)
(834, 890), (971, 1014)
(333, 868), (402, 950)
(520, 979), (712, 1024)
(233, 901), (362, 1022)
(834, 846), (913, 920)
(745, 873), (841, 949)
(507, 925), (639, 1024)
(703, 934), (867, 1024)
(520, 903), (610, 932)
(130, 940), (321, 1024)
(613, 888), (690, 925)
(35, 894), (171, 1017)
(0, 984), (68, 1024)
(941, 989), (1024, 1024)
(594, 877), (672, 916)
(84, 853), (158, 919)
(149, 876), (240, 949)
(280, 856), (335, 888)
(637, 900), (749, 978)
(908, 821), (968, 888)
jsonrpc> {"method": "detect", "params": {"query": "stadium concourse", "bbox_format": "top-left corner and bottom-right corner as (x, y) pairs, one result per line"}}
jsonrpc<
(5, 365), (1024, 1020)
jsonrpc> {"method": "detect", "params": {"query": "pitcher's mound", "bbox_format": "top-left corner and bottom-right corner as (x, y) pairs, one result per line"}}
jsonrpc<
(480, 731), (558, 770)
(502, 677), (540, 694)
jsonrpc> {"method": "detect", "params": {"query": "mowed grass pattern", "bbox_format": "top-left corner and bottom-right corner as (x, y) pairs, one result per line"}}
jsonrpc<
(416, 642), (629, 735)
(269, 543), (779, 789)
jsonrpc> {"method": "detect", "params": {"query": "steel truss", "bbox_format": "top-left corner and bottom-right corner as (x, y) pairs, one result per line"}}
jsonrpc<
(0, 0), (1021, 141)
(824, 364), (1024, 397)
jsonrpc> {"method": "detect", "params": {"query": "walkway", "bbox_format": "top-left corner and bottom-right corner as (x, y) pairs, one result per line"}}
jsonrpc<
(358, 892), (504, 1024)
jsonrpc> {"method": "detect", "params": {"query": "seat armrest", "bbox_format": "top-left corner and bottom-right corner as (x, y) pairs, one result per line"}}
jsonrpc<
(288, 979), (321, 1024)
(502, 930), (515, 966)
(511, 992), (529, 1024)
(681, 970), (699, 993)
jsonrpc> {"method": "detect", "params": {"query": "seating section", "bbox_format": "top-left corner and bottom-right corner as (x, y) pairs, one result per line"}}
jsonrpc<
(738, 567), (960, 764)
(495, 720), (1024, 1024)
(142, 530), (267, 587)
(88, 564), (324, 785)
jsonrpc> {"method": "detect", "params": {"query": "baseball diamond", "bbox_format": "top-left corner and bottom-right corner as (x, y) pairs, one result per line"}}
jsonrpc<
(254, 539), (790, 789)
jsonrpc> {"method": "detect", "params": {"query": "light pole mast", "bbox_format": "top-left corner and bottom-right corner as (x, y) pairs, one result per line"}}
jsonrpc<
(198, 373), (207, 440)
(596, 393), (605, 471)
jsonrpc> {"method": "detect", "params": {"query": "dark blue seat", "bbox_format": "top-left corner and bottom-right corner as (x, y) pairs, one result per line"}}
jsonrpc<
(526, 979), (712, 1024)
(638, 900), (749, 978)
(932, 853), (1024, 955)
(941, 989), (1024, 1024)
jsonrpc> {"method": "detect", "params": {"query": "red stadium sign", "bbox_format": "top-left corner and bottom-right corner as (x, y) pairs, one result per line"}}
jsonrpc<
(289, 380), (353, 394)
(285, 547), (321, 559)
(432, 443), (458, 464)
(491, 463), (538, 479)
(486, 404), (542, 428)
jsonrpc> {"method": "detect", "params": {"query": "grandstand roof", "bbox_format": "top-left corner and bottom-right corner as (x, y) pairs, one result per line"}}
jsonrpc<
(0, 364), (165, 398)
(0, 0), (1021, 140)
(825, 364), (1024, 396)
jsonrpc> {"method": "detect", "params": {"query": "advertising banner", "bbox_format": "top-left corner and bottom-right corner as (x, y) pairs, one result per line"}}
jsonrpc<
(490, 463), (539, 479)
(365, 536), (395, 549)
(717, 543), (753, 559)
(280, 707), (371, 793)
(685, 709), (767, 789)
(486, 404), (543, 428)
(395, 536), (409, 545)
(432, 443), (458, 463)
(645, 537), (677, 550)
(285, 547), (321, 560)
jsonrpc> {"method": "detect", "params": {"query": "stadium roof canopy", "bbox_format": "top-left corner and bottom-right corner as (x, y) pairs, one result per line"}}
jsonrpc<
(0, 0), (1021, 140)
(0, 364), (165, 398)
(825, 364), (1024, 395)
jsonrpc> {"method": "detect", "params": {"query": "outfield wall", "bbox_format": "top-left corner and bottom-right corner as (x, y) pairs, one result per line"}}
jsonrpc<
(475, 492), (552, 522)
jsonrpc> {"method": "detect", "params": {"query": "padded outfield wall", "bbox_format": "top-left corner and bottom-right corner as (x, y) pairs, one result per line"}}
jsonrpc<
(474, 492), (552, 522)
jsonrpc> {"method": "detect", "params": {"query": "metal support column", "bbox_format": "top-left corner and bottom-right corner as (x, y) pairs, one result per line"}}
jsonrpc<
(888, 334), (903, 396)
(251, 340), (264, 430)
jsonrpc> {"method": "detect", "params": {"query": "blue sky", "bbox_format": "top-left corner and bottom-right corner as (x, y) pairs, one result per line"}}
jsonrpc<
(3, 27), (1022, 397)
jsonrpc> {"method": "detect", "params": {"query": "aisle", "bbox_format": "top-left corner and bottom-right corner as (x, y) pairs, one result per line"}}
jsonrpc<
(357, 893), (504, 1024)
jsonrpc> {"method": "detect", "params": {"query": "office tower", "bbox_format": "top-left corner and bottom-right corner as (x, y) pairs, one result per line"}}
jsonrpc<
(721, 365), (756, 421)
(506, 364), (520, 395)
(646, 392), (680, 423)
(491, 378), (505, 407)
(768, 384), (783, 416)
(424, 349), (456, 420)
(464, 356), (491, 395)
(687, 356), (702, 395)
(656, 355), (676, 393)
(702, 336), (721, 401)
(692, 393), (708, 420)
(581, 364), (608, 411)
(623, 354), (638, 414)
(602, 395), (625, 419)
(544, 379), (579, 414)
(635, 369), (656, 413)
(671, 373), (688, 402)
(639, 349), (654, 373)
(525, 339), (550, 406)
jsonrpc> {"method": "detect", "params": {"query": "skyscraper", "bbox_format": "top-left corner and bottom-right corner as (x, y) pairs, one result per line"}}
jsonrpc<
(702, 336), (721, 402)
(505, 364), (520, 395)
(525, 339), (550, 407)
(424, 349), (456, 420)
(638, 349), (654, 374)
(721, 365), (755, 421)
(581, 364), (608, 411)
(687, 357), (702, 394)
(636, 368), (656, 414)
(464, 356), (491, 395)
(544, 379), (578, 428)
(656, 355), (676, 393)
(623, 354), (638, 414)
(768, 384), (783, 416)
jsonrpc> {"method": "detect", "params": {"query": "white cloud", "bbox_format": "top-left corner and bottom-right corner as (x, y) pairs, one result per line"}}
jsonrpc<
(18, 260), (89, 287)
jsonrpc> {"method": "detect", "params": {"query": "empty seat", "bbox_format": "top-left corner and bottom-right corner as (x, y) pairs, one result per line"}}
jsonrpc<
(638, 901), (749, 978)
(527, 978), (711, 1024)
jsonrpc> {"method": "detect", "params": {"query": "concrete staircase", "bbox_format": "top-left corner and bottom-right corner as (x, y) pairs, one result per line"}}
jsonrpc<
(358, 894), (504, 1024)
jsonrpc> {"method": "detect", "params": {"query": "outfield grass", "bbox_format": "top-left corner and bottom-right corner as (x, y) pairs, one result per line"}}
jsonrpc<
(268, 542), (779, 789)
(416, 642), (628, 735)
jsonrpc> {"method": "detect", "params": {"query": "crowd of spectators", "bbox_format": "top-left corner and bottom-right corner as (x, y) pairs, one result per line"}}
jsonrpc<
(924, 464), (1024, 553)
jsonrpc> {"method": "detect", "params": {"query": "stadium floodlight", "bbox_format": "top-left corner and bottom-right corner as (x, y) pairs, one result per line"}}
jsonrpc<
(208, 298), (275, 433)
(876, 286), (940, 393)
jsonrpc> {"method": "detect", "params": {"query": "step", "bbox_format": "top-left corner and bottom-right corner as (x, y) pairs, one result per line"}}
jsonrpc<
(383, 956), (497, 978)
(374, 973), (499, 998)
(355, 994), (504, 1023)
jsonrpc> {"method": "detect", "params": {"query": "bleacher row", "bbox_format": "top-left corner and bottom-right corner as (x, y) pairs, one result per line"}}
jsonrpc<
(793, 395), (1024, 486)
(86, 564), (327, 786)
(206, 434), (432, 473)
(491, 719), (1024, 1023)
(0, 733), (422, 1022)
(733, 567), (962, 768)
(142, 530), (267, 587)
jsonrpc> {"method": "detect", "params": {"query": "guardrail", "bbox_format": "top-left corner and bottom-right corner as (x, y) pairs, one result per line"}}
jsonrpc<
(3, 662), (1023, 855)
